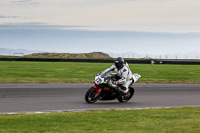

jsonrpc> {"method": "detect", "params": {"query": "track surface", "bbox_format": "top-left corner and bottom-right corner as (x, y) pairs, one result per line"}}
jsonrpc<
(0, 84), (200, 113)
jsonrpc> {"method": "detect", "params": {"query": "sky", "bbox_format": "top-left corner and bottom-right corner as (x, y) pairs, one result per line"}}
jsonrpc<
(1, 0), (200, 58)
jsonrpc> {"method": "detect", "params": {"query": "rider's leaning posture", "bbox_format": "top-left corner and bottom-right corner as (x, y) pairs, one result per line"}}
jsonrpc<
(101, 57), (134, 94)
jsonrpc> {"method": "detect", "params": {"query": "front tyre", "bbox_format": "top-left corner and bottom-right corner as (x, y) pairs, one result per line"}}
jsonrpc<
(117, 87), (134, 103)
(85, 87), (100, 103)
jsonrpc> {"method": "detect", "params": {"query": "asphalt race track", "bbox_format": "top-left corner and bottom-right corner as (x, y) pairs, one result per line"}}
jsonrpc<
(0, 83), (200, 114)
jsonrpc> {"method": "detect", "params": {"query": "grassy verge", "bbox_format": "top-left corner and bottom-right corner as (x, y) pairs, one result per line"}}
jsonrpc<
(0, 107), (200, 133)
(0, 61), (200, 83)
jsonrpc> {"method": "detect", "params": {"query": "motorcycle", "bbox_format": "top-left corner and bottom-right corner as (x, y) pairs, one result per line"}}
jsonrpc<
(85, 72), (141, 103)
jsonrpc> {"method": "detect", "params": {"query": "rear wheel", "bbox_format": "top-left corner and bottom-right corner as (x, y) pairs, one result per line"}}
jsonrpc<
(117, 87), (134, 102)
(85, 87), (101, 103)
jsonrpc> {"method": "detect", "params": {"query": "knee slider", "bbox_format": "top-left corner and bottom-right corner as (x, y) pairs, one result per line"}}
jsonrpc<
(121, 86), (127, 91)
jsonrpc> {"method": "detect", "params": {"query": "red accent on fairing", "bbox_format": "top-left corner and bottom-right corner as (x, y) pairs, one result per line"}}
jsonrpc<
(116, 81), (120, 85)
(93, 85), (101, 95)
(93, 85), (101, 89)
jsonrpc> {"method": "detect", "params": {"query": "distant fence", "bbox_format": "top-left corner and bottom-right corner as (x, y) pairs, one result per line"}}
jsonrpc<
(153, 60), (200, 65)
(0, 58), (200, 65)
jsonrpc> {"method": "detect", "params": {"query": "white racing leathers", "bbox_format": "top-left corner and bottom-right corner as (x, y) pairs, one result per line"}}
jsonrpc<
(101, 63), (133, 92)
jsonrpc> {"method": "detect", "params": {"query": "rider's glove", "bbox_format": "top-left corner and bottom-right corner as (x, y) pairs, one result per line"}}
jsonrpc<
(113, 81), (120, 85)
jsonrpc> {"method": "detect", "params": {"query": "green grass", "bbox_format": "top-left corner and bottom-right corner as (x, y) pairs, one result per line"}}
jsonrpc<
(0, 61), (200, 83)
(0, 107), (200, 133)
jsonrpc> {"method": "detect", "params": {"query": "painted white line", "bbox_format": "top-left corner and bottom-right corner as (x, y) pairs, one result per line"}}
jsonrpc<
(1, 105), (200, 115)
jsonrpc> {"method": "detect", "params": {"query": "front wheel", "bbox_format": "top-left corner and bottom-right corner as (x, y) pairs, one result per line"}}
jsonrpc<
(117, 87), (135, 103)
(85, 87), (101, 103)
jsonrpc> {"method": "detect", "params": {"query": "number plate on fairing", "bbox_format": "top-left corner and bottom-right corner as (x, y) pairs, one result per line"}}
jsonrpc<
(94, 76), (104, 85)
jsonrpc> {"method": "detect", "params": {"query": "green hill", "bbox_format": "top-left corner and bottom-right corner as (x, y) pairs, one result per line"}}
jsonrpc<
(25, 52), (111, 58)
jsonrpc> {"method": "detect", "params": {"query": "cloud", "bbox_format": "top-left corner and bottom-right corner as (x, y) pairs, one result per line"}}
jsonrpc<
(0, 22), (91, 30)
(11, 0), (38, 5)
(1, 0), (200, 33)
(0, 15), (19, 18)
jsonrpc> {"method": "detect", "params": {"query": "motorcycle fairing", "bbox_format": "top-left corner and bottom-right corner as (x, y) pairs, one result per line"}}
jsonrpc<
(92, 85), (101, 95)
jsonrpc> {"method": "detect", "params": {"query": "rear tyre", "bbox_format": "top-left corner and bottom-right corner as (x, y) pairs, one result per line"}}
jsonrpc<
(117, 87), (134, 102)
(85, 87), (100, 103)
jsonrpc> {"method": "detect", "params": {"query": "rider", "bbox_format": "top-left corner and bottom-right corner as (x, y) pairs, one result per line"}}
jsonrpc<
(101, 57), (134, 94)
